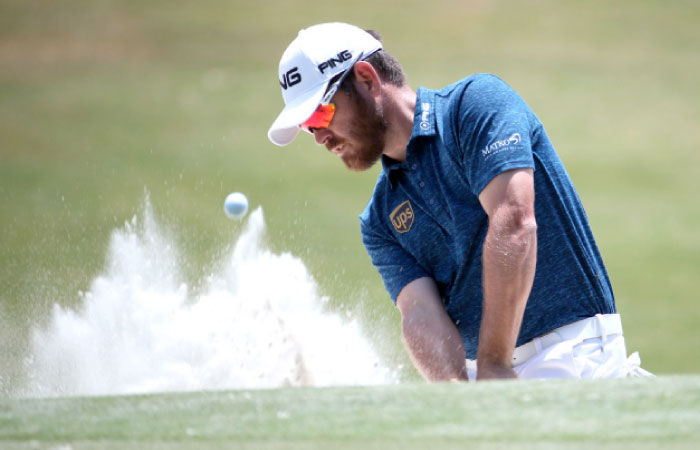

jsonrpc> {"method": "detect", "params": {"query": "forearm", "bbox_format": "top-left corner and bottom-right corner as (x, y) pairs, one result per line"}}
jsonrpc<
(402, 305), (468, 382)
(477, 216), (537, 379)
(397, 277), (468, 382)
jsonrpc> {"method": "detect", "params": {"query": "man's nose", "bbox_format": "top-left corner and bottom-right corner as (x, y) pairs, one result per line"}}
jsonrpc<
(313, 128), (331, 146)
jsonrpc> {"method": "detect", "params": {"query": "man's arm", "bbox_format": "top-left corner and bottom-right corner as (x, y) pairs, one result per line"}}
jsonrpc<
(396, 277), (469, 382)
(476, 168), (538, 380)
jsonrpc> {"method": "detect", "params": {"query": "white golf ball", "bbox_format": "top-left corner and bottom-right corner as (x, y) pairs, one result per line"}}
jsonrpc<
(224, 192), (249, 219)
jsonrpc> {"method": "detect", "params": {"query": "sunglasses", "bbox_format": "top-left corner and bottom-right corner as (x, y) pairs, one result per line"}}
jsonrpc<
(300, 51), (366, 134)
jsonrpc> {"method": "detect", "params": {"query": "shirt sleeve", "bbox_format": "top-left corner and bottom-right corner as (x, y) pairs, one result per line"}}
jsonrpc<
(457, 74), (536, 197)
(360, 216), (430, 304)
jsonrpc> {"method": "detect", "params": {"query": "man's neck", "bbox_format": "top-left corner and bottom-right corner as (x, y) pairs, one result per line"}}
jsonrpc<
(381, 85), (417, 162)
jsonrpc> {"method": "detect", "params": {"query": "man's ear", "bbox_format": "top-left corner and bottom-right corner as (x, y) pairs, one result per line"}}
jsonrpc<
(352, 61), (382, 97)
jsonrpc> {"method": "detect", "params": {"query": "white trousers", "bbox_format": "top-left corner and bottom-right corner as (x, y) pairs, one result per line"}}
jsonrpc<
(466, 314), (653, 380)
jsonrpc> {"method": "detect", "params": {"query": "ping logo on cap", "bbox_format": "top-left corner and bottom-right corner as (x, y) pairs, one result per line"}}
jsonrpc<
(280, 67), (302, 90)
(318, 50), (352, 74)
(390, 200), (414, 233)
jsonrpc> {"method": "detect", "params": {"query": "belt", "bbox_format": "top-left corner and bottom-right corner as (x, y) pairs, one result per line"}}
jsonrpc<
(511, 314), (623, 366)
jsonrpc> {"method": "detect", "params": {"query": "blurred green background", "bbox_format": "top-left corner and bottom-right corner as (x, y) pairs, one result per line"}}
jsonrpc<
(1, 0), (698, 393)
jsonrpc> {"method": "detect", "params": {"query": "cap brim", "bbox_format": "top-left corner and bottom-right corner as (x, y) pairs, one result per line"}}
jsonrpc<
(268, 82), (328, 146)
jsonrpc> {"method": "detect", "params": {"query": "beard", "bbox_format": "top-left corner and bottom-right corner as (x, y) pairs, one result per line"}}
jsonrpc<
(327, 91), (388, 172)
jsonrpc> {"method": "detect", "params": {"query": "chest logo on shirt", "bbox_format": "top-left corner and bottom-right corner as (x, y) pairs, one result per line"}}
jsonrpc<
(390, 200), (414, 233)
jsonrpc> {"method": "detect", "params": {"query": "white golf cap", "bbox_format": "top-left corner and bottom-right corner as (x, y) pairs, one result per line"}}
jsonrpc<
(267, 23), (383, 146)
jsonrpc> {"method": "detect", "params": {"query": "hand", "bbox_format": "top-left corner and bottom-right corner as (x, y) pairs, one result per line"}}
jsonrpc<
(476, 359), (517, 380)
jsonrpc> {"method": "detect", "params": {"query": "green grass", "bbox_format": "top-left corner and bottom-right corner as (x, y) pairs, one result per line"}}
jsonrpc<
(1, 0), (700, 393)
(2, 376), (700, 449)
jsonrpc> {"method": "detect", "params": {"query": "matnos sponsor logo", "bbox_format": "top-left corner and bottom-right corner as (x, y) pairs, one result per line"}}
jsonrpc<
(481, 133), (522, 158)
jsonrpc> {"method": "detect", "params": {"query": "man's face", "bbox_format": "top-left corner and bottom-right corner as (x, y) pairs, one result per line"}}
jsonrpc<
(311, 84), (388, 172)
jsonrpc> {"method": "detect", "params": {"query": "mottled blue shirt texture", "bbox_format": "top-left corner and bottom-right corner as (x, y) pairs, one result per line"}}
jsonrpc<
(359, 74), (615, 359)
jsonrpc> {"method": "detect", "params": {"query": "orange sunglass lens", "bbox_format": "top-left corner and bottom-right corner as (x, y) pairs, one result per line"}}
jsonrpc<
(301, 103), (336, 132)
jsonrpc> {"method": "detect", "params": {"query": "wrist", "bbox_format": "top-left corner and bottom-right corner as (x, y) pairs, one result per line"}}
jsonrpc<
(476, 358), (517, 380)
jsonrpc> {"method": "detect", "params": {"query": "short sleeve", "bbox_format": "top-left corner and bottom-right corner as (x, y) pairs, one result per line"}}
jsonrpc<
(457, 75), (536, 196)
(360, 217), (430, 303)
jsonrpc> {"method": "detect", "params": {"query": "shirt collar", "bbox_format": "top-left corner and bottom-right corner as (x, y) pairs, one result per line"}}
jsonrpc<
(380, 154), (405, 189)
(381, 87), (436, 189)
(411, 87), (437, 138)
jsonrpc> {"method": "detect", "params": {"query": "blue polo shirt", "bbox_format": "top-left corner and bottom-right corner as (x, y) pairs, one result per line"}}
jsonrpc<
(359, 74), (615, 359)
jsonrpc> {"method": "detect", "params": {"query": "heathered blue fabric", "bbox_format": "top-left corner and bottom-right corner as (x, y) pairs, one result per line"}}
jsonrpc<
(359, 74), (615, 359)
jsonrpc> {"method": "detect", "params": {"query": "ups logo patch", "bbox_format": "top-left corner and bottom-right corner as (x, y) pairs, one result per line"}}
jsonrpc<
(390, 200), (414, 233)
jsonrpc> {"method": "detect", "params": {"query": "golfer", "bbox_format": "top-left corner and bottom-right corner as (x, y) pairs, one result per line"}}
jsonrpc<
(268, 22), (651, 380)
